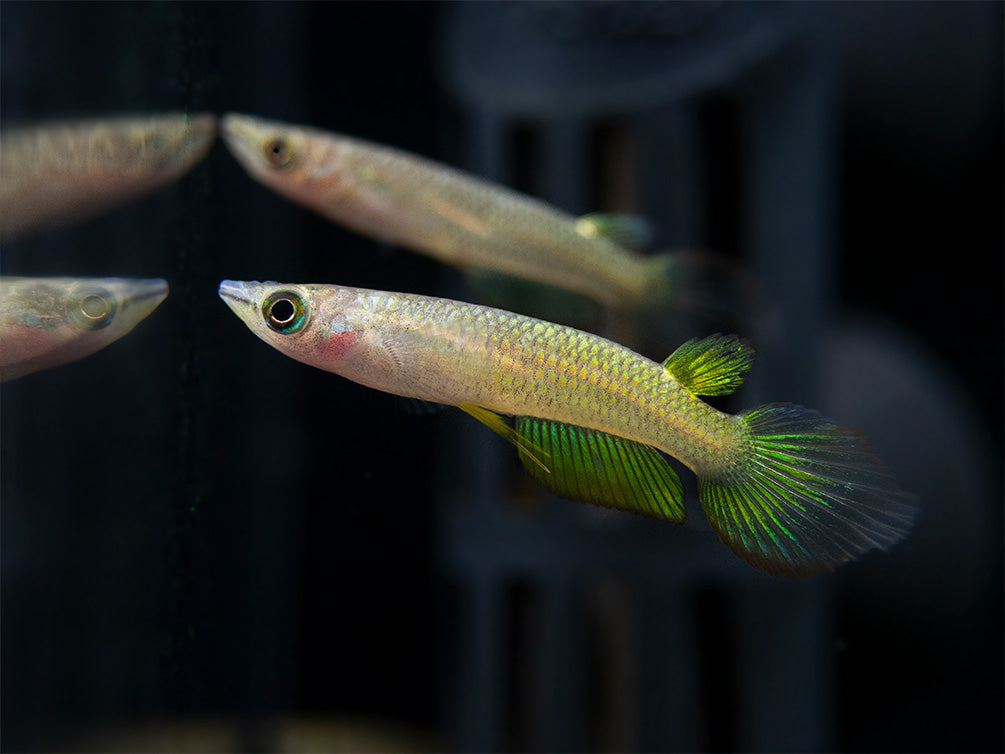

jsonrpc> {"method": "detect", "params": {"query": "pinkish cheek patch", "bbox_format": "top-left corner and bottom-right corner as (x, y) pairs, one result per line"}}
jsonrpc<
(323, 329), (358, 359)
(312, 175), (344, 192)
(0, 325), (66, 362)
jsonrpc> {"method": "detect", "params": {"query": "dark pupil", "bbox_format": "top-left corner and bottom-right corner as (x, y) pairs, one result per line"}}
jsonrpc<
(265, 139), (288, 165)
(270, 298), (296, 325)
(80, 294), (109, 320)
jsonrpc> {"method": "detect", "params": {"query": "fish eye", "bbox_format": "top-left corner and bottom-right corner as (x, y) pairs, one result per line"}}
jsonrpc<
(69, 288), (116, 330)
(263, 137), (294, 169)
(263, 290), (308, 334)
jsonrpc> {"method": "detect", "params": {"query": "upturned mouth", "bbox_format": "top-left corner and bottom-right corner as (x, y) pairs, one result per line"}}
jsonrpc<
(217, 279), (253, 308)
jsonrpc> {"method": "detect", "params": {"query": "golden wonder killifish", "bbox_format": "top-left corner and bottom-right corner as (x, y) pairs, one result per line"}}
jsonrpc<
(0, 277), (168, 382)
(219, 280), (917, 578)
(220, 113), (720, 313)
(0, 113), (216, 241)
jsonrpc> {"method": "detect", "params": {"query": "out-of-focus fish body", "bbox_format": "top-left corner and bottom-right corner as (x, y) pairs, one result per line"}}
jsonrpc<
(220, 113), (675, 311)
(0, 277), (168, 381)
(0, 113), (216, 241)
(219, 280), (917, 578)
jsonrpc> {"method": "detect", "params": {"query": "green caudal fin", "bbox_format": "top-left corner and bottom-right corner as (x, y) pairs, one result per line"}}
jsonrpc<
(514, 416), (685, 522)
(699, 403), (918, 578)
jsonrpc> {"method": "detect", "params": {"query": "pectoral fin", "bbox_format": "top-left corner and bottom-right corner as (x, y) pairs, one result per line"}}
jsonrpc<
(514, 417), (685, 522)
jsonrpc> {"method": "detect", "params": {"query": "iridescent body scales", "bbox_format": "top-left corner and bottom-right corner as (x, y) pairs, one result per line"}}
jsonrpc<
(342, 289), (741, 478)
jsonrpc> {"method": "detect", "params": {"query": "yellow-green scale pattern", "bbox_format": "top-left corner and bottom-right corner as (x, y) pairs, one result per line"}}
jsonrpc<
(220, 280), (918, 578)
(362, 290), (744, 478)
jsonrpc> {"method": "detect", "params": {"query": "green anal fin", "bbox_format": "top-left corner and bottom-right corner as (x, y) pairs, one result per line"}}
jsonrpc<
(574, 212), (652, 250)
(662, 333), (754, 396)
(458, 404), (551, 473)
(515, 417), (685, 522)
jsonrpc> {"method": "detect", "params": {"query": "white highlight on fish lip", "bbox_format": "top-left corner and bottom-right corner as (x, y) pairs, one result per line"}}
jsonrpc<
(218, 279), (254, 309)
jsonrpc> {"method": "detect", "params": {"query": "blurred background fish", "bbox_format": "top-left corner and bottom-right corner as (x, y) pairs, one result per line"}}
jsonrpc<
(0, 113), (216, 241)
(220, 113), (753, 338)
(0, 276), (168, 381)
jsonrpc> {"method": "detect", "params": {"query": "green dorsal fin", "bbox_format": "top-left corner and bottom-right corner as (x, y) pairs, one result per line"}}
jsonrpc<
(574, 212), (652, 250)
(458, 404), (551, 472)
(662, 334), (754, 396)
(514, 417), (685, 522)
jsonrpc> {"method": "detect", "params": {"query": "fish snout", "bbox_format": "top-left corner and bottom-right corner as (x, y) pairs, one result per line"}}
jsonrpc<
(140, 278), (170, 299)
(219, 114), (261, 170)
(114, 278), (168, 321)
(218, 279), (255, 309)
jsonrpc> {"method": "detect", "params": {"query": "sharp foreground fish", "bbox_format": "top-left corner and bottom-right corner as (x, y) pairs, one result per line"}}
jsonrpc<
(219, 280), (917, 578)
(221, 113), (739, 315)
(0, 113), (216, 241)
(0, 277), (168, 382)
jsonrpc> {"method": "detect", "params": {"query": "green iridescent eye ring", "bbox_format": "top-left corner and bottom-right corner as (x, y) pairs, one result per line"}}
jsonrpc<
(263, 290), (308, 334)
(69, 287), (116, 330)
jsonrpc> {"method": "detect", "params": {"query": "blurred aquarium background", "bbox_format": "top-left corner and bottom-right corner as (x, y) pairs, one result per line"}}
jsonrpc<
(1, 2), (1001, 752)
